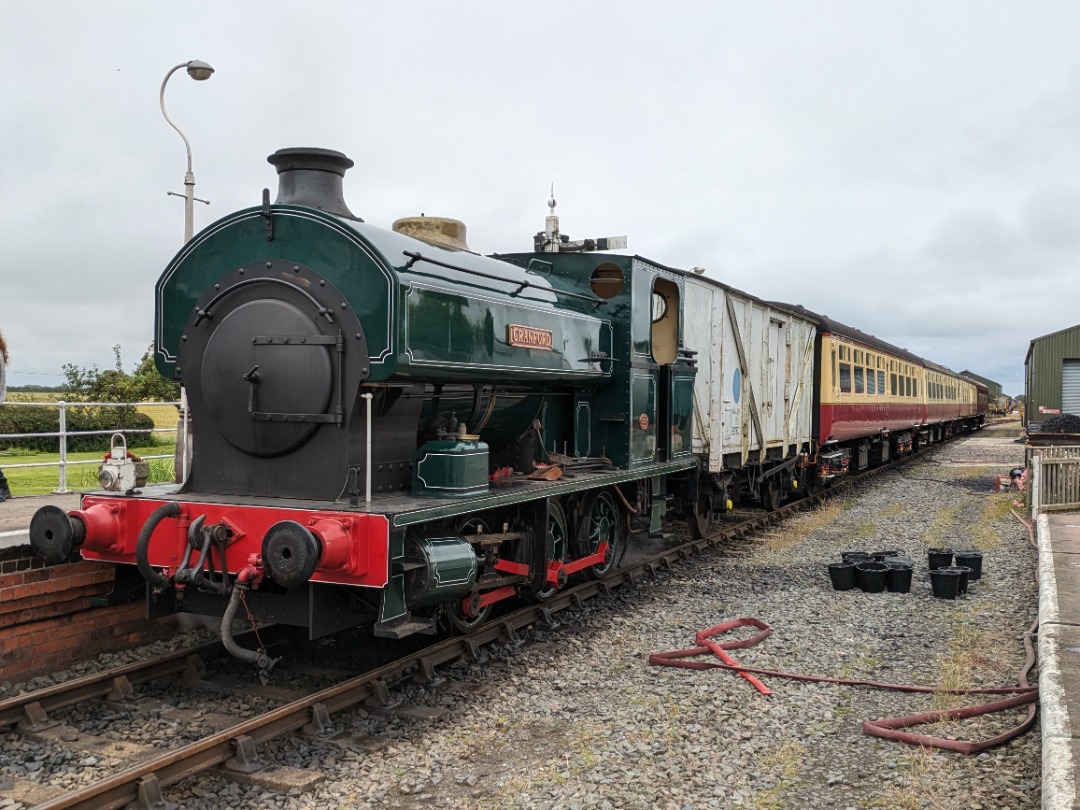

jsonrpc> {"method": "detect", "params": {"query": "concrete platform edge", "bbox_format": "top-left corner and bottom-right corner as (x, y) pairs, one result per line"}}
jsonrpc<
(1040, 512), (1078, 810)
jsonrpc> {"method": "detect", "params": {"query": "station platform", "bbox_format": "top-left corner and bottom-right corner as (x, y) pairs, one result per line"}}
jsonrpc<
(0, 493), (81, 550)
(1039, 512), (1080, 809)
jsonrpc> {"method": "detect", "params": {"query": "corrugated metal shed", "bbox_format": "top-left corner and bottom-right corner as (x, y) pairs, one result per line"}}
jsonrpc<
(1025, 323), (1080, 427)
(959, 370), (1002, 399)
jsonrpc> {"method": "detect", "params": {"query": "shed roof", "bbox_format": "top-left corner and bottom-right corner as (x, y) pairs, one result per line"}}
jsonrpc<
(1025, 322), (1080, 364)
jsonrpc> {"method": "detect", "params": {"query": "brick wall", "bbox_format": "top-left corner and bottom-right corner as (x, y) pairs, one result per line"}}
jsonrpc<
(0, 547), (177, 684)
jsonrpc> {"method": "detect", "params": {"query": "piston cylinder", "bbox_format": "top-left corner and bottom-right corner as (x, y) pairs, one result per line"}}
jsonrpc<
(403, 536), (478, 608)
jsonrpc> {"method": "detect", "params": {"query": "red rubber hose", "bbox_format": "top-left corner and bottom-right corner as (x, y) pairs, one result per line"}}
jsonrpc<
(649, 617), (1038, 754)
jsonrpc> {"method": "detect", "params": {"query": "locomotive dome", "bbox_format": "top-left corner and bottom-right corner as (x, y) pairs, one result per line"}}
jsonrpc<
(392, 215), (472, 252)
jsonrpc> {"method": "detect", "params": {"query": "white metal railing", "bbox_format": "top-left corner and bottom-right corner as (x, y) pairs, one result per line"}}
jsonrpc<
(0, 400), (181, 493)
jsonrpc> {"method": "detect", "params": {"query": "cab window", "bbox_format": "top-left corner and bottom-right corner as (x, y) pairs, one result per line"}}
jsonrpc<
(651, 277), (679, 365)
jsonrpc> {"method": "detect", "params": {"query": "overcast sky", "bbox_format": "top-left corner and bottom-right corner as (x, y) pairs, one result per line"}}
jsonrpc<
(2, 2), (1079, 396)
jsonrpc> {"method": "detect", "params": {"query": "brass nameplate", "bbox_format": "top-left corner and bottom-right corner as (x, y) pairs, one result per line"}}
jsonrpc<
(507, 324), (553, 351)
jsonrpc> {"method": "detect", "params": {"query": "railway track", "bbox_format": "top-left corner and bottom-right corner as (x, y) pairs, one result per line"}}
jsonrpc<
(2, 445), (934, 809)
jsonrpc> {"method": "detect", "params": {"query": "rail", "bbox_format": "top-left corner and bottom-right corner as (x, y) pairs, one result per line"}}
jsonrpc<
(1030, 445), (1080, 513)
(0, 400), (181, 493)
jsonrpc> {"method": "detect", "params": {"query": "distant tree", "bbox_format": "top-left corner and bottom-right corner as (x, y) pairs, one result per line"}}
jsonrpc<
(62, 344), (180, 403)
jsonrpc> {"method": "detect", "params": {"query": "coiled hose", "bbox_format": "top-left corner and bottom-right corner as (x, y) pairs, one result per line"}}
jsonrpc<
(650, 616), (1038, 754)
(136, 502), (180, 588)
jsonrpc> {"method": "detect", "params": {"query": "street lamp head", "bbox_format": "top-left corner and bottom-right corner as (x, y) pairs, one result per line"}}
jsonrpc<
(186, 60), (215, 81)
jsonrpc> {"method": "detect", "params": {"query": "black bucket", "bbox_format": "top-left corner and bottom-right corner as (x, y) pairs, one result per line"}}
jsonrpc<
(828, 562), (857, 591)
(887, 556), (915, 568)
(841, 552), (871, 562)
(954, 551), (983, 580)
(928, 548), (954, 570)
(886, 563), (913, 593)
(942, 565), (972, 594)
(870, 550), (900, 561)
(855, 561), (889, 593)
(930, 567), (960, 599)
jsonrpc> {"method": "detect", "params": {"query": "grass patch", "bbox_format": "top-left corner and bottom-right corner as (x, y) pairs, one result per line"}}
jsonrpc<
(880, 503), (905, 519)
(759, 740), (806, 778)
(748, 741), (807, 809)
(754, 502), (846, 563)
(869, 747), (945, 810)
(931, 619), (991, 713)
(0, 445), (176, 495)
(951, 464), (996, 479)
(921, 503), (963, 549)
(966, 495), (1017, 552)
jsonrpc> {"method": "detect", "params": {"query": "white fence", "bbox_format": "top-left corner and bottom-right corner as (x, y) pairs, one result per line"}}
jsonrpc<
(0, 400), (180, 493)
(1030, 446), (1080, 515)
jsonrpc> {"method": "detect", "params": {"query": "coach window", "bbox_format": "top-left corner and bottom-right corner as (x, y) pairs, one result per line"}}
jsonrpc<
(877, 370), (885, 395)
(854, 367), (864, 394)
(839, 362), (851, 393)
(866, 369), (876, 395)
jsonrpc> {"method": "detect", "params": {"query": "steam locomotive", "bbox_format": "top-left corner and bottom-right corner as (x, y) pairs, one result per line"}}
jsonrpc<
(29, 148), (986, 671)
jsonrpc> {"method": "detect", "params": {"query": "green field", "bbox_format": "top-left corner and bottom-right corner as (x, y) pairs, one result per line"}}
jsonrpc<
(0, 445), (178, 495)
(1, 396), (181, 495)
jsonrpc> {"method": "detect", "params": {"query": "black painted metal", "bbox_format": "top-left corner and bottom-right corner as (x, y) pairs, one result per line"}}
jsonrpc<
(267, 147), (362, 221)
(179, 260), (369, 499)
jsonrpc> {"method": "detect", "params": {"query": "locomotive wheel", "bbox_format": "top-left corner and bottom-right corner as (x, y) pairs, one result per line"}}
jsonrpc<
(443, 593), (492, 635)
(526, 499), (568, 603)
(578, 490), (623, 579)
(763, 477), (782, 512)
(690, 485), (714, 540)
(685, 467), (714, 540)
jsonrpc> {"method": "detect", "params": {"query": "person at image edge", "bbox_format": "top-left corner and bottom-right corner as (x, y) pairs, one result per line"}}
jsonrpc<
(0, 331), (10, 502)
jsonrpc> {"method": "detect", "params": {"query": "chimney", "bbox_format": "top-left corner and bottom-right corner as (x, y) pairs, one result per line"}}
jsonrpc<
(266, 147), (361, 221)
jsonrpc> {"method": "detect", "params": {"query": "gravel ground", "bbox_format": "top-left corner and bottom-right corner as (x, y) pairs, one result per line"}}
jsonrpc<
(0, 426), (1040, 809)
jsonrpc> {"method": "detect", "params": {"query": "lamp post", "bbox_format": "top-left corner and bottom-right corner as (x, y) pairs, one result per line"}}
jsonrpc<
(160, 60), (213, 485)
(159, 60), (214, 243)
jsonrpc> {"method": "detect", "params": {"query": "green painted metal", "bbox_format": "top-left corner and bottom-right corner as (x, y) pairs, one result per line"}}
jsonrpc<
(403, 536), (479, 607)
(157, 207), (613, 387)
(390, 456), (697, 527)
(670, 369), (696, 458)
(378, 574), (407, 623)
(495, 252), (694, 472)
(630, 371), (657, 464)
(574, 398), (592, 457)
(156, 208), (395, 380)
(412, 437), (489, 497)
